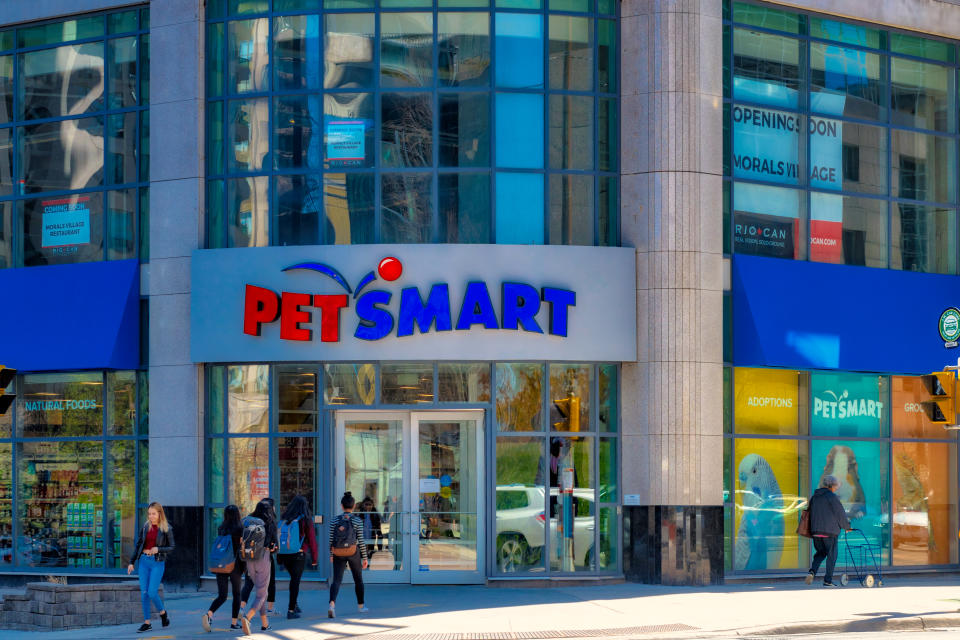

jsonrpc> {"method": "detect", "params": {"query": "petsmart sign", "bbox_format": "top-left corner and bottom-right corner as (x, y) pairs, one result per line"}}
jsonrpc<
(191, 245), (637, 362)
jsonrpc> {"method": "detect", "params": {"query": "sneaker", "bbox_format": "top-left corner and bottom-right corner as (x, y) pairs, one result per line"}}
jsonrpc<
(328, 605), (335, 619)
(240, 616), (251, 636)
(230, 623), (242, 630)
(160, 611), (170, 628)
(287, 611), (301, 619)
(804, 572), (814, 585)
(358, 605), (369, 613)
(261, 625), (272, 631)
(201, 613), (212, 632)
(823, 581), (841, 587)
(295, 605), (302, 614)
(137, 623), (152, 633)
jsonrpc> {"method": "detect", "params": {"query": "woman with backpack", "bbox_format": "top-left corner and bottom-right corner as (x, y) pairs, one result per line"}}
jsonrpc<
(238, 499), (278, 635)
(327, 491), (368, 619)
(127, 502), (174, 633)
(240, 498), (278, 617)
(202, 505), (245, 632)
(277, 495), (318, 619)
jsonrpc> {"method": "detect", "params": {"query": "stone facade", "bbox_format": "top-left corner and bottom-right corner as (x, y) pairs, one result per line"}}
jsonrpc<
(0, 582), (162, 631)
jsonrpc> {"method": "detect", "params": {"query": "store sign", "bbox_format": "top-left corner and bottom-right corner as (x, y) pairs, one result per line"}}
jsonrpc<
(41, 196), (90, 251)
(191, 245), (637, 362)
(811, 373), (883, 437)
(734, 368), (799, 434)
(326, 120), (366, 167)
(23, 399), (98, 412)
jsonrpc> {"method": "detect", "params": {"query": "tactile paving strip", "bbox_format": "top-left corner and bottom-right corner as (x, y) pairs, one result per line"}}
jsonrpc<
(356, 624), (698, 640)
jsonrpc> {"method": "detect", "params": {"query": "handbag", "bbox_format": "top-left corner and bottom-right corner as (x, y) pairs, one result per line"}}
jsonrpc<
(797, 508), (812, 538)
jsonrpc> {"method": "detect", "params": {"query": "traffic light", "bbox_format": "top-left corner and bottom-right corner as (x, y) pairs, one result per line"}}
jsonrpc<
(553, 394), (581, 432)
(0, 366), (15, 416)
(920, 371), (956, 425)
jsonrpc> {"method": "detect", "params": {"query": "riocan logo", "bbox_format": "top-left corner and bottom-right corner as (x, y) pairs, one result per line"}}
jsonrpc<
(243, 256), (577, 342)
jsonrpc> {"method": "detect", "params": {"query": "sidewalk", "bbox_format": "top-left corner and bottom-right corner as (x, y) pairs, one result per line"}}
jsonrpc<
(5, 576), (960, 639)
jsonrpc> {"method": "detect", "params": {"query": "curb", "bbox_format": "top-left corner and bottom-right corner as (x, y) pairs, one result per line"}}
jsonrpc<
(731, 613), (960, 636)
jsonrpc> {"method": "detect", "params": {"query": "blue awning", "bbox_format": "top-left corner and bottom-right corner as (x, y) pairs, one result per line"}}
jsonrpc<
(0, 260), (140, 371)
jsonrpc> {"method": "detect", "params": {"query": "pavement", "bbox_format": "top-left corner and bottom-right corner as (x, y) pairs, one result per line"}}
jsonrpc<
(6, 576), (960, 639)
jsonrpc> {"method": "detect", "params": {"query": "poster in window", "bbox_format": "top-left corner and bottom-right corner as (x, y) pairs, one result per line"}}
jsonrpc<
(810, 372), (885, 438)
(41, 196), (90, 250)
(733, 211), (797, 259)
(891, 441), (956, 566)
(326, 120), (365, 167)
(733, 367), (800, 435)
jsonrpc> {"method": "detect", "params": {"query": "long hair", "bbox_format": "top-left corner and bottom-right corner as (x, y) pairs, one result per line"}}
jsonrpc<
(220, 504), (241, 534)
(281, 495), (312, 524)
(251, 498), (276, 524)
(147, 502), (170, 534)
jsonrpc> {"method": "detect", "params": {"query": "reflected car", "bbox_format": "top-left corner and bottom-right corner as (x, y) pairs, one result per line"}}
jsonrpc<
(17, 536), (63, 567)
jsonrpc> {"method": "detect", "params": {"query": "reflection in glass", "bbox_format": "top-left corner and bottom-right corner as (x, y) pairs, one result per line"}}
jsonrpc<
(227, 176), (269, 247)
(438, 13), (490, 86)
(732, 29), (801, 108)
(21, 117), (104, 193)
(381, 13), (433, 87)
(325, 363), (376, 405)
(20, 43), (105, 120)
(18, 17), (103, 49)
(228, 99), (269, 171)
(549, 174), (593, 245)
(229, 437), (270, 515)
(598, 365), (617, 432)
(209, 438), (225, 504)
(892, 130), (956, 204)
(598, 19), (616, 93)
(0, 127), (12, 196)
(276, 174), (321, 245)
(0, 378), (11, 436)
(495, 13), (543, 89)
(495, 93), (543, 168)
(599, 438), (617, 503)
(892, 57), (953, 132)
(810, 43), (884, 121)
(547, 437), (594, 572)
(597, 506), (616, 570)
(108, 192), (136, 260)
(344, 421), (404, 573)
(18, 441), (103, 568)
(892, 375), (955, 439)
(440, 93), (489, 167)
(277, 437), (316, 508)
(549, 364), (590, 432)
(599, 97), (616, 172)
(495, 437), (545, 572)
(324, 14), (375, 90)
(599, 176), (617, 247)
(809, 193), (886, 268)
(731, 106), (801, 186)
(381, 363), (434, 404)
(275, 94), (322, 169)
(228, 19), (269, 93)
(275, 14), (321, 91)
(0, 444), (9, 564)
(495, 172), (543, 243)
(278, 365), (317, 432)
(438, 363), (490, 402)
(439, 173), (490, 243)
(107, 370), (136, 435)
(227, 365), (269, 433)
(325, 173), (375, 243)
(325, 93), (374, 168)
(549, 16), (592, 91)
(107, 441), (136, 568)
(107, 112), (137, 186)
(891, 442), (957, 566)
(732, 182), (805, 260)
(108, 37), (138, 109)
(208, 23), (225, 97)
(891, 204), (957, 274)
(0, 56), (11, 125)
(496, 363), (543, 431)
(23, 193), (105, 266)
(382, 93), (433, 167)
(18, 372), (103, 438)
(382, 173), (433, 242)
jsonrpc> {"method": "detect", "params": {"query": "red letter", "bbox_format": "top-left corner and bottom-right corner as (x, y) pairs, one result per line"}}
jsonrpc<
(280, 292), (313, 341)
(243, 285), (280, 336)
(313, 294), (349, 342)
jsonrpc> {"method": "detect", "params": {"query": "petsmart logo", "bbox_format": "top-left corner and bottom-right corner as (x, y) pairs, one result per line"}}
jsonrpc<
(242, 256), (577, 342)
(813, 389), (884, 420)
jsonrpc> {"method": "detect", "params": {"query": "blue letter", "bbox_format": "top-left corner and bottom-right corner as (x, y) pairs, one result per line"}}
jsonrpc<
(541, 288), (576, 336)
(354, 290), (394, 341)
(456, 282), (499, 330)
(501, 282), (543, 333)
(397, 284), (453, 337)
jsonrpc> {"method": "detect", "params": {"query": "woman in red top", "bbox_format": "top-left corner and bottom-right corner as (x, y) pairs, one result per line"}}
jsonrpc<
(277, 495), (318, 619)
(127, 502), (175, 633)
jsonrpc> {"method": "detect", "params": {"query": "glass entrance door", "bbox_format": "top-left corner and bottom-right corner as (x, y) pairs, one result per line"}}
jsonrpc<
(335, 410), (484, 584)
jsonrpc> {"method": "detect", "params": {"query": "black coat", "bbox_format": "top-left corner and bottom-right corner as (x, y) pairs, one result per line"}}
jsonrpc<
(809, 487), (850, 536)
(129, 523), (175, 565)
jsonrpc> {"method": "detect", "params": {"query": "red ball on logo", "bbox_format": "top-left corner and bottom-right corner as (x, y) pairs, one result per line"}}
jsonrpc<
(378, 256), (402, 281)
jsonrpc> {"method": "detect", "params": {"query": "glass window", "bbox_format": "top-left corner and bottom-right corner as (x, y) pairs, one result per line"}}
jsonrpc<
(324, 363), (376, 405)
(0, 444), (9, 565)
(227, 365), (269, 433)
(496, 93), (543, 169)
(228, 99), (270, 172)
(807, 118), (887, 196)
(892, 375), (952, 438)
(20, 117), (105, 194)
(18, 440), (104, 569)
(229, 437), (270, 515)
(598, 365), (617, 432)
(107, 371), (136, 435)
(731, 106), (801, 186)
(810, 439), (890, 564)
(381, 13), (433, 88)
(547, 436), (593, 572)
(439, 13), (490, 86)
(599, 97), (616, 172)
(277, 437), (316, 507)
(495, 13), (543, 89)
(324, 93), (375, 169)
(733, 438), (807, 570)
(107, 112), (138, 187)
(0, 128), (13, 197)
(208, 438), (225, 504)
(548, 16), (592, 91)
(275, 95), (323, 170)
(438, 363), (491, 402)
(324, 14), (375, 90)
(0, 201), (10, 269)
(734, 368), (803, 435)
(598, 176), (616, 247)
(107, 441), (136, 568)
(809, 194), (887, 268)
(0, 56), (11, 125)
(496, 363), (543, 431)
(110, 10), (138, 34)
(809, 17), (881, 49)
(732, 183), (805, 260)
(810, 43), (884, 121)
(732, 29), (801, 109)
(891, 204), (957, 274)
(278, 365), (317, 432)
(208, 23), (225, 98)
(810, 372), (887, 438)
(599, 437), (617, 502)
(227, 176), (269, 248)
(381, 363), (434, 404)
(495, 436), (545, 572)
(598, 19), (615, 94)
(495, 172), (543, 243)
(891, 32), (955, 64)
(439, 173), (491, 243)
(892, 130), (956, 204)
(549, 174), (593, 245)
(19, 16), (104, 49)
(19, 44), (105, 120)
(324, 173), (375, 244)
(0, 377), (11, 437)
(549, 95), (593, 170)
(732, 2), (803, 34)
(891, 57), (953, 133)
(382, 93), (433, 168)
(382, 173), (433, 242)
(440, 93), (490, 167)
(891, 442), (957, 566)
(18, 372), (104, 438)
(108, 37), (138, 109)
(228, 19), (270, 94)
(275, 174), (322, 246)
(275, 14), (321, 91)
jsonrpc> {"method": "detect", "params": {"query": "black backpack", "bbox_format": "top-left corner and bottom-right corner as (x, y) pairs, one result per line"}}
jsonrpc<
(240, 516), (267, 561)
(331, 515), (358, 557)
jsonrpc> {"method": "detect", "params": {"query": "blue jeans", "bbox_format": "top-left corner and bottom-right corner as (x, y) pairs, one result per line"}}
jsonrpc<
(138, 555), (166, 621)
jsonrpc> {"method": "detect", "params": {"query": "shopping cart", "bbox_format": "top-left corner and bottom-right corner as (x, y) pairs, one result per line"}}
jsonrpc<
(838, 528), (883, 587)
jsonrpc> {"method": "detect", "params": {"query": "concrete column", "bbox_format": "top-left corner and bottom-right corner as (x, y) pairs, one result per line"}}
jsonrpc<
(148, 0), (205, 508)
(620, 0), (724, 508)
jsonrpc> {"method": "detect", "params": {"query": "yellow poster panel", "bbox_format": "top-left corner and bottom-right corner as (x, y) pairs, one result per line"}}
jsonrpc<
(734, 368), (800, 435)
(892, 442), (957, 566)
(733, 438), (805, 570)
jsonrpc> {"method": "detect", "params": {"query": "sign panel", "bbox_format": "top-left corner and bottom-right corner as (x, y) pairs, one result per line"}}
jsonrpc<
(326, 120), (365, 167)
(191, 245), (637, 362)
(41, 197), (90, 248)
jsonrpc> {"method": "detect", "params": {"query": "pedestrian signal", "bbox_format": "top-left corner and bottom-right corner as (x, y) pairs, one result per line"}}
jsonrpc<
(920, 371), (956, 426)
(0, 366), (15, 416)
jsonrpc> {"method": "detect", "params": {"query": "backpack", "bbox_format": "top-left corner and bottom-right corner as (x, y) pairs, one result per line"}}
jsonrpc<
(240, 516), (267, 561)
(278, 517), (304, 555)
(209, 533), (235, 574)
(330, 514), (358, 557)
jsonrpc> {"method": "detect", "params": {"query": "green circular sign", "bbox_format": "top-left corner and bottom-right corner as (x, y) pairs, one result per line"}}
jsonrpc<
(940, 308), (960, 342)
